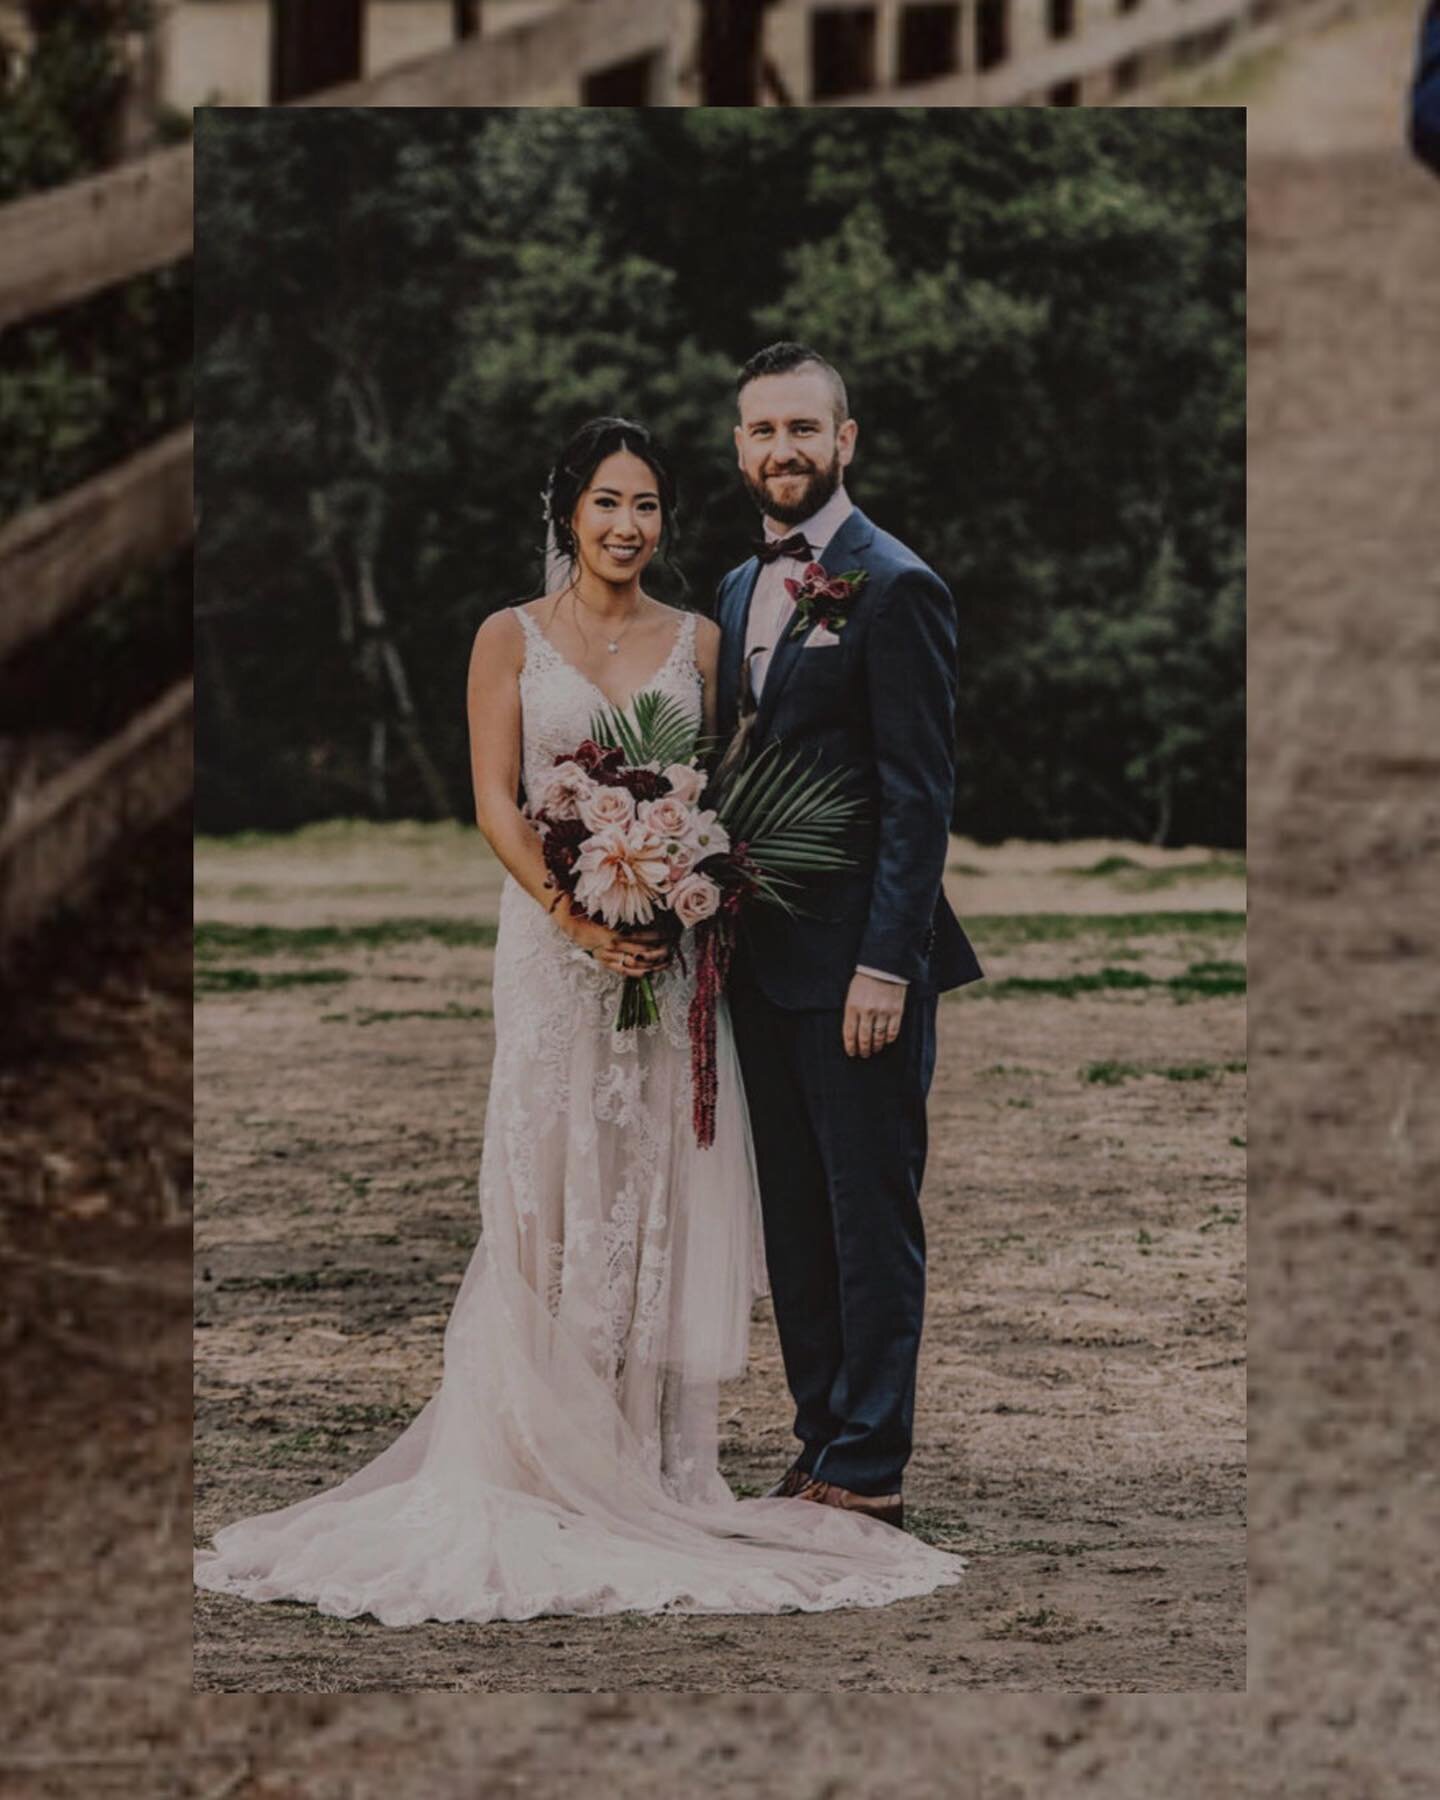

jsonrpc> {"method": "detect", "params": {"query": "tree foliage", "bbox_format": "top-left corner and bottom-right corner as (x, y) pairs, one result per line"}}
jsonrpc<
(195, 108), (1243, 844)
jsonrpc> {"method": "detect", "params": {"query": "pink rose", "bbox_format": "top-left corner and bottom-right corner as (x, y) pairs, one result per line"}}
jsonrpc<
(662, 761), (706, 807)
(578, 783), (637, 832)
(670, 871), (721, 928)
(638, 794), (693, 839)
(572, 821), (669, 926)
(535, 760), (596, 821)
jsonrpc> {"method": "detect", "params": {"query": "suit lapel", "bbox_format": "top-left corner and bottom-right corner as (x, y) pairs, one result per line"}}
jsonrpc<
(719, 559), (761, 731)
(754, 506), (876, 739)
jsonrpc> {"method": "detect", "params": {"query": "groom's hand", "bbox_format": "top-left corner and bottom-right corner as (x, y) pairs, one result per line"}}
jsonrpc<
(843, 971), (906, 1059)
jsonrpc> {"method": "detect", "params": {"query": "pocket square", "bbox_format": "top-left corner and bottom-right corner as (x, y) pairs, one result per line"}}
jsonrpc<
(804, 627), (842, 648)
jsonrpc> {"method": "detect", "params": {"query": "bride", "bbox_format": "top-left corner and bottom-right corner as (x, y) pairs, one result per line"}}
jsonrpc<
(193, 417), (964, 1627)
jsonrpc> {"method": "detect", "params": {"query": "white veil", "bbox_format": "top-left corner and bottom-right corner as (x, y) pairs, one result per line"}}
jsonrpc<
(542, 475), (570, 593)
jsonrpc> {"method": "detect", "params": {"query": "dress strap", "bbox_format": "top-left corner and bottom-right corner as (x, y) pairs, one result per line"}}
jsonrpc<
(512, 603), (558, 676)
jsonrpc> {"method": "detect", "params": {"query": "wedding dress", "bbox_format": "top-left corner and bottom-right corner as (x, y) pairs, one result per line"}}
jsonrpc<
(194, 605), (964, 1625)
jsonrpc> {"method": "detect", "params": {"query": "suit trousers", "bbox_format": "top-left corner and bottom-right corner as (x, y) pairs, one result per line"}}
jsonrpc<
(727, 962), (939, 1496)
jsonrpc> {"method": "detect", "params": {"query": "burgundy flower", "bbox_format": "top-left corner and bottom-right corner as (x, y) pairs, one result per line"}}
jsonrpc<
(614, 765), (670, 802)
(783, 563), (868, 639)
(570, 739), (626, 780)
(538, 815), (589, 898)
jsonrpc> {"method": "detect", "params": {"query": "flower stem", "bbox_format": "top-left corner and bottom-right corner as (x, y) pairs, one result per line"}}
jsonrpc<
(615, 973), (658, 1031)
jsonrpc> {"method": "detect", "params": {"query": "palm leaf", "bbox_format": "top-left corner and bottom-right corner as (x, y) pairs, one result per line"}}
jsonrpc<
(753, 763), (862, 839)
(756, 838), (853, 856)
(710, 734), (793, 820)
(722, 742), (825, 840)
(587, 689), (701, 768)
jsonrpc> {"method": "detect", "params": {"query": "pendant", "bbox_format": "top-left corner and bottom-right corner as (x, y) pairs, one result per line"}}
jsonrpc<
(607, 642), (619, 654)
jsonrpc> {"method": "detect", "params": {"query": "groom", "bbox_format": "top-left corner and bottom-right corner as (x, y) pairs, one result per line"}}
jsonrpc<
(717, 342), (982, 1532)
(1414, 0), (1440, 173)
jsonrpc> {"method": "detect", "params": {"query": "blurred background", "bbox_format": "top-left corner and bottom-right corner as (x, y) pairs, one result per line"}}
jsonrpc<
(196, 106), (1244, 847)
(48, 0), (1358, 110)
(1, 2), (191, 1242)
(0, 1), (191, 873)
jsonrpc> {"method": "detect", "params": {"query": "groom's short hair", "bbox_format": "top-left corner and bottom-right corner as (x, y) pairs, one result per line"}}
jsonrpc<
(737, 343), (849, 428)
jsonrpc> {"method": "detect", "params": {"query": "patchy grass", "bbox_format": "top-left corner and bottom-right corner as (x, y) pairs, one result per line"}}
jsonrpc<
(973, 961), (1246, 1002)
(215, 1268), (379, 1294)
(196, 918), (499, 961)
(323, 1003), (493, 1027)
(1082, 1059), (1247, 1085)
(988, 1604), (1101, 1643)
(966, 910), (1245, 948)
(197, 966), (354, 995)
(194, 881), (414, 901)
(898, 1506), (972, 1549)
(1198, 1205), (1243, 1232)
(329, 1402), (416, 1429)
(195, 819), (477, 855)
(1083, 1059), (1146, 1085)
(1060, 855), (1247, 889)
(1000, 1539), (1096, 1558)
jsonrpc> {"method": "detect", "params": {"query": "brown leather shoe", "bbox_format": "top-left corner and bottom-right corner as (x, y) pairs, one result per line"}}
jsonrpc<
(795, 1477), (905, 1532)
(764, 1460), (812, 1499)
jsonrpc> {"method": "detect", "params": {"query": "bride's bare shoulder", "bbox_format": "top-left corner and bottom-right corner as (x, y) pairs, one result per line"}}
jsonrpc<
(470, 603), (529, 673)
(690, 610), (721, 648)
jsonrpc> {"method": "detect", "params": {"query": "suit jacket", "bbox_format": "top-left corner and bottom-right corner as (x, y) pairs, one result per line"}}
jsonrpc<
(1413, 2), (1440, 173)
(715, 505), (983, 1011)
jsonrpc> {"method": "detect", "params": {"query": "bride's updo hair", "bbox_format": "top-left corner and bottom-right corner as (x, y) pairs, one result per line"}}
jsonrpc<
(543, 416), (681, 570)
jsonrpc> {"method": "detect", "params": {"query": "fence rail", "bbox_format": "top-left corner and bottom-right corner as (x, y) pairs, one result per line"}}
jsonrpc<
(0, 679), (193, 945)
(297, 0), (676, 105)
(0, 142), (193, 331)
(0, 426), (194, 665)
(0, 144), (195, 948)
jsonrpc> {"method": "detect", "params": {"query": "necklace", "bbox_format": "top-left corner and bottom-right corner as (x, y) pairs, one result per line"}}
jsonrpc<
(571, 590), (638, 655)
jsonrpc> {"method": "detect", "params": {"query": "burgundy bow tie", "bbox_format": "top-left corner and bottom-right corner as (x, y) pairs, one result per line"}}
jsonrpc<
(754, 532), (812, 565)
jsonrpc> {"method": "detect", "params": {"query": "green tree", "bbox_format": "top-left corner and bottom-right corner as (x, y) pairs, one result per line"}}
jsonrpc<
(194, 108), (1244, 846)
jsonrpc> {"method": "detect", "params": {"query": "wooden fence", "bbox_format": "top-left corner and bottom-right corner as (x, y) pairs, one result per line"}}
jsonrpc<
(296, 0), (680, 106)
(0, 145), (195, 948)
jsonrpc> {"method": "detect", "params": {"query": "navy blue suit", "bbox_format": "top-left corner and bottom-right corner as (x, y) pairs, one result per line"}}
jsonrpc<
(717, 505), (982, 1496)
(1414, 2), (1440, 173)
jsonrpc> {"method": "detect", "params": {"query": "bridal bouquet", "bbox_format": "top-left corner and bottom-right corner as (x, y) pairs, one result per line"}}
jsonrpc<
(526, 690), (861, 1146)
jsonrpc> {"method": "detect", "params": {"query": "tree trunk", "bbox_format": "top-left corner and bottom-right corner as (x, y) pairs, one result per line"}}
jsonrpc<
(697, 0), (772, 105)
(367, 709), (388, 817)
(355, 550), (454, 819)
(310, 487), (454, 822)
(1150, 774), (1174, 848)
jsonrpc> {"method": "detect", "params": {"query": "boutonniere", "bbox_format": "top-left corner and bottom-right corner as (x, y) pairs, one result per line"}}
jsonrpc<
(784, 563), (868, 639)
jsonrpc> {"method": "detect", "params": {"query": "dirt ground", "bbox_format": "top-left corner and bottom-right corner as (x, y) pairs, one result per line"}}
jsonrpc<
(5, 0), (1439, 1786)
(189, 826), (1246, 1695)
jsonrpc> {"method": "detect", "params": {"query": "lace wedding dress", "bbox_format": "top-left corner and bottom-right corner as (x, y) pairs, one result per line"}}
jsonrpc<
(194, 606), (964, 1625)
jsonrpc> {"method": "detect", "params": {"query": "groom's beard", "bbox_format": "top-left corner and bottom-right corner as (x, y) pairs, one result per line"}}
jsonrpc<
(744, 450), (843, 528)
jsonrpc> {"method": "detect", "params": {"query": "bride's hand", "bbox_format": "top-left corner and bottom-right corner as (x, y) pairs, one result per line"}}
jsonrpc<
(556, 904), (673, 976)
